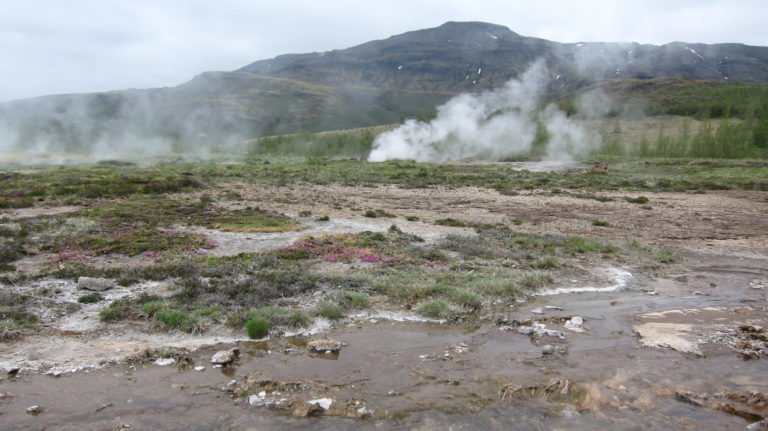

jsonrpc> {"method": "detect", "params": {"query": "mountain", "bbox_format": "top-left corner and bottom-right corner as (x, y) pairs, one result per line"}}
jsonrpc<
(2, 21), (768, 155)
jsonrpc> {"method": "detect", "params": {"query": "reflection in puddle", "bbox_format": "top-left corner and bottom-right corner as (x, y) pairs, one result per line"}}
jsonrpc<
(307, 351), (340, 361)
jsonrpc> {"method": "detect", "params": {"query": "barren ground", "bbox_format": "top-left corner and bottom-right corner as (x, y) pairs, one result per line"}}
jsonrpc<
(1, 178), (767, 430)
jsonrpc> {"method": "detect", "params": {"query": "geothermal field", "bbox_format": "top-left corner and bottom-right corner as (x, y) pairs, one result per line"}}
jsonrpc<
(1, 152), (767, 429)
(1, 15), (768, 431)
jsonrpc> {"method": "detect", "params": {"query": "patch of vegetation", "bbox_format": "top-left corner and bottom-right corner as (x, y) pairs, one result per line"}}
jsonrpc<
(77, 292), (103, 304)
(337, 291), (371, 309)
(314, 300), (344, 320)
(246, 318), (270, 339)
(191, 206), (300, 233)
(155, 309), (199, 332)
(625, 196), (650, 204)
(0, 166), (205, 208)
(363, 209), (395, 218)
(418, 300), (452, 319)
(434, 218), (470, 227)
(591, 219), (610, 227)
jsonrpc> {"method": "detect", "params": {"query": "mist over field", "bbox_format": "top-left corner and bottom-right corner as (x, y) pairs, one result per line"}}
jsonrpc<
(368, 60), (602, 162)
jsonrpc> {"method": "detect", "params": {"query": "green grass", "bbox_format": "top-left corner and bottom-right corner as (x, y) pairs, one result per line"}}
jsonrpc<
(155, 309), (199, 331)
(363, 209), (395, 218)
(342, 291), (371, 308)
(434, 218), (470, 227)
(77, 292), (103, 304)
(314, 301), (344, 319)
(0, 166), (204, 208)
(418, 300), (452, 319)
(246, 318), (270, 339)
(625, 196), (650, 204)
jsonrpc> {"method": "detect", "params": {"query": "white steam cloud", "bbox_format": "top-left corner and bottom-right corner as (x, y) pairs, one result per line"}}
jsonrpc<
(368, 60), (601, 162)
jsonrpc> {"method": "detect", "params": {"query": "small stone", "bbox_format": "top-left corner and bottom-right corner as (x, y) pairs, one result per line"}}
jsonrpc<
(153, 358), (176, 366)
(211, 347), (240, 365)
(194, 365), (205, 371)
(542, 345), (555, 355)
(77, 276), (115, 291)
(357, 406), (373, 417)
(26, 405), (42, 415)
(564, 316), (584, 330)
(307, 339), (343, 353)
(386, 390), (399, 396)
(308, 398), (333, 410)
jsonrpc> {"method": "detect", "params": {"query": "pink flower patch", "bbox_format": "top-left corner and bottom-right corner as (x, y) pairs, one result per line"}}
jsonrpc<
(360, 254), (381, 263)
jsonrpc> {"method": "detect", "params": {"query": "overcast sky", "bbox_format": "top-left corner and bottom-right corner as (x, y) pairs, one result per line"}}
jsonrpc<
(0, 0), (765, 102)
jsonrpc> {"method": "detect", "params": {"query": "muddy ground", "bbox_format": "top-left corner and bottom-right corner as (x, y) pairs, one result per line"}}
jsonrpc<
(1, 176), (767, 430)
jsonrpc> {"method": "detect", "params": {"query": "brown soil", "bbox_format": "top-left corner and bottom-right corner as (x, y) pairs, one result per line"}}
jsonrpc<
(1, 181), (767, 430)
(224, 181), (768, 257)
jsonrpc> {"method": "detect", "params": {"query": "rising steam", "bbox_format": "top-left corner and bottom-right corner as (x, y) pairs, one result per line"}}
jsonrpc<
(368, 60), (601, 162)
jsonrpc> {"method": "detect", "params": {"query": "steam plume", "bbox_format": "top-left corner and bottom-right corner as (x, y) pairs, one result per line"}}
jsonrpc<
(368, 60), (601, 162)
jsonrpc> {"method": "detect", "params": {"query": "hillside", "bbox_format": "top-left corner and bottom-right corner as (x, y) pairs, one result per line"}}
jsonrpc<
(1, 21), (768, 156)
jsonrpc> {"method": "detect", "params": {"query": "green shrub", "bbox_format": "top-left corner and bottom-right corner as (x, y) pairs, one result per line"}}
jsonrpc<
(77, 292), (103, 304)
(287, 311), (310, 328)
(451, 290), (482, 311)
(418, 300), (452, 319)
(533, 256), (560, 269)
(99, 303), (128, 322)
(434, 218), (469, 227)
(246, 318), (270, 339)
(140, 300), (165, 317)
(314, 301), (344, 319)
(344, 291), (371, 308)
(155, 309), (198, 331)
(625, 196), (650, 204)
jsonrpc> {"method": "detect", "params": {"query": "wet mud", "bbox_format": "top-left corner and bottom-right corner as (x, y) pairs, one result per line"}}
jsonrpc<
(2, 254), (766, 430)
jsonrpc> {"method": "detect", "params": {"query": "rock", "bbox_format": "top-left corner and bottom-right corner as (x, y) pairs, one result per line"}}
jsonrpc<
(517, 325), (566, 339)
(564, 316), (585, 331)
(307, 339), (343, 353)
(211, 348), (240, 365)
(26, 405), (42, 415)
(77, 277), (115, 291)
(153, 358), (176, 366)
(308, 398), (333, 410)
(542, 345), (555, 355)
(194, 365), (205, 371)
(293, 398), (333, 417)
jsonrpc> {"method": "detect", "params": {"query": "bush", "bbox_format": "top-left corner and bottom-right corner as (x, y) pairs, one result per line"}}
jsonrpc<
(451, 290), (482, 311)
(287, 311), (310, 328)
(625, 196), (650, 204)
(246, 318), (270, 339)
(418, 300), (452, 319)
(99, 303), (128, 322)
(315, 301), (344, 319)
(344, 291), (370, 308)
(77, 292), (103, 304)
(155, 309), (198, 331)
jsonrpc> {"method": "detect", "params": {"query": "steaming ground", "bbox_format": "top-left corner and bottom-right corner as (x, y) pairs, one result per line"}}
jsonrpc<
(368, 60), (601, 162)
